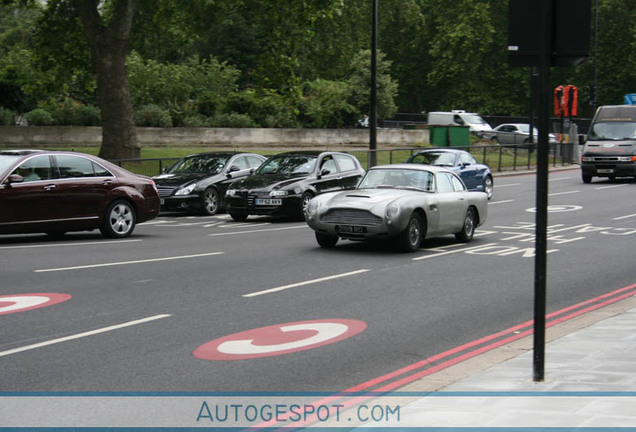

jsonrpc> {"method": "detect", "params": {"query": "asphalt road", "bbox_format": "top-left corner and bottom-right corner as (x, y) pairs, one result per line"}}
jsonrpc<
(2, 167), (636, 393)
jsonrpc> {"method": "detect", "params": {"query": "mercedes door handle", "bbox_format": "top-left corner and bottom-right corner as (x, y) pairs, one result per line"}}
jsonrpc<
(43, 184), (56, 191)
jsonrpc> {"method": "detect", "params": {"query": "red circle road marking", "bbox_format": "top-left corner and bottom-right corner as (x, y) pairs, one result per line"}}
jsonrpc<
(193, 319), (367, 360)
(0, 293), (72, 315)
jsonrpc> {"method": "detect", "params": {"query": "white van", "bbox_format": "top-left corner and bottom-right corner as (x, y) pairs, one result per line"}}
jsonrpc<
(427, 110), (493, 137)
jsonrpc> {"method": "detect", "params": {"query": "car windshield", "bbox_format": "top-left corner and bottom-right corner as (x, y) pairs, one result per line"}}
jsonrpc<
(588, 122), (636, 141)
(256, 155), (317, 176)
(358, 168), (434, 192)
(410, 152), (456, 167)
(168, 154), (229, 174)
(0, 155), (21, 175)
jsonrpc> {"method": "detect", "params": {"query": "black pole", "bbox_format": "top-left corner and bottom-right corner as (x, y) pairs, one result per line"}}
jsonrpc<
(591, 0), (599, 109)
(529, 67), (538, 144)
(369, 0), (378, 168)
(533, 0), (553, 383)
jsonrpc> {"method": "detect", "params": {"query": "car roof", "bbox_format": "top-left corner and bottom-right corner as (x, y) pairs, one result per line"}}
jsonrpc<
(0, 149), (45, 156)
(370, 163), (453, 174)
(415, 148), (465, 154)
(269, 150), (352, 157)
(185, 152), (241, 157)
(497, 123), (528, 127)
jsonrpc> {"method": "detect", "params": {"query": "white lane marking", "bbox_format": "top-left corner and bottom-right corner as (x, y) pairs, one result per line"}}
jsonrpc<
(548, 190), (580, 197)
(488, 199), (515, 205)
(35, 252), (224, 273)
(412, 243), (499, 261)
(243, 269), (370, 298)
(549, 177), (573, 182)
(494, 183), (521, 188)
(596, 184), (629, 190)
(614, 213), (636, 220)
(203, 222), (224, 228)
(221, 223), (271, 228)
(0, 314), (171, 358)
(0, 239), (141, 250)
(209, 225), (306, 236)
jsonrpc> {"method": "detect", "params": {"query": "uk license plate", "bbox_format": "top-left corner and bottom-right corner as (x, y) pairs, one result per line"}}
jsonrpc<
(336, 225), (367, 234)
(597, 169), (614, 174)
(160, 198), (165, 205)
(255, 198), (282, 205)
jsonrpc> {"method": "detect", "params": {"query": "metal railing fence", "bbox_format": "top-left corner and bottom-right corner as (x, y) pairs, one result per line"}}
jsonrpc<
(112, 143), (579, 177)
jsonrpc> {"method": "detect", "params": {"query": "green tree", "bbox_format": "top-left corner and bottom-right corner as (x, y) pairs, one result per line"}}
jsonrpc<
(0, 2), (46, 112)
(348, 49), (398, 120)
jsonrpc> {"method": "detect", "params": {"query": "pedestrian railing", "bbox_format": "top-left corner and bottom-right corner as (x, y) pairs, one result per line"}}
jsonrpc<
(111, 143), (579, 177)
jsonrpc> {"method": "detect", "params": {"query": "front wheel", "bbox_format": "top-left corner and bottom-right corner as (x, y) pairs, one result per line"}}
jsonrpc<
(455, 207), (476, 243)
(582, 174), (592, 184)
(299, 191), (315, 219)
(396, 213), (423, 252)
(200, 187), (220, 215)
(315, 232), (338, 248)
(100, 200), (136, 238)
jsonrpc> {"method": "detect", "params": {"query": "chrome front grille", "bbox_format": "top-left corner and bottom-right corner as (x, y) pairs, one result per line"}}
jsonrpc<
(156, 186), (176, 198)
(321, 209), (382, 226)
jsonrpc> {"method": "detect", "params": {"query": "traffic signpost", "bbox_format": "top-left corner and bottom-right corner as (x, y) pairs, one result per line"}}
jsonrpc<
(508, 0), (590, 382)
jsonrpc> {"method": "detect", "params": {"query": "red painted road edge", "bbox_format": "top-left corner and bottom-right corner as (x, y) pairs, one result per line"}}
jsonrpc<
(254, 282), (636, 429)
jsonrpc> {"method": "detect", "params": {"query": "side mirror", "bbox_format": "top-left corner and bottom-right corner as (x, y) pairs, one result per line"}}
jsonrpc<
(226, 165), (241, 178)
(320, 168), (331, 176)
(6, 174), (24, 184)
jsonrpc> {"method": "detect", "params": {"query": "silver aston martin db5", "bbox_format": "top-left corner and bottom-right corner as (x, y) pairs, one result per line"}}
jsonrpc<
(304, 164), (488, 252)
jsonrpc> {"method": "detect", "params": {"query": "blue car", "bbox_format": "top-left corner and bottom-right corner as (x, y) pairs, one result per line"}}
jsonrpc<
(405, 149), (493, 199)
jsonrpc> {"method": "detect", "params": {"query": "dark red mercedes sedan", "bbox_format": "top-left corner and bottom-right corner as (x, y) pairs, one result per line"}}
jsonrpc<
(0, 149), (160, 238)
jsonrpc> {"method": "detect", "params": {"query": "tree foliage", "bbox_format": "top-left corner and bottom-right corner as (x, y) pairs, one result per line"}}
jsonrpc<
(1, 0), (635, 150)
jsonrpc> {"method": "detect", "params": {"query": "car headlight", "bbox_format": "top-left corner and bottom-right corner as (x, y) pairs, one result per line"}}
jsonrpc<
(270, 190), (289, 197)
(386, 203), (400, 219)
(305, 198), (320, 218)
(582, 157), (593, 162)
(175, 183), (196, 196)
(226, 189), (237, 197)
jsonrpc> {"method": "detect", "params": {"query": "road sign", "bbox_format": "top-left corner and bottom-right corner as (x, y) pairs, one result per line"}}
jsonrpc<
(0, 293), (72, 315)
(193, 319), (367, 360)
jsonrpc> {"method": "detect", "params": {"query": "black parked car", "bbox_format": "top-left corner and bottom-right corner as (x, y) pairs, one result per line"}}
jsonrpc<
(225, 151), (365, 221)
(153, 152), (266, 215)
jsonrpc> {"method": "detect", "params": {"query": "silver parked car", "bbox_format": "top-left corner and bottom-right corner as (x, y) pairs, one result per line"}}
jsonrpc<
(304, 164), (488, 252)
(484, 123), (558, 145)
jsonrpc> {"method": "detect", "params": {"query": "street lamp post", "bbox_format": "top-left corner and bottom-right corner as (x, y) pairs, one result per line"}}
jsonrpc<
(369, 0), (378, 168)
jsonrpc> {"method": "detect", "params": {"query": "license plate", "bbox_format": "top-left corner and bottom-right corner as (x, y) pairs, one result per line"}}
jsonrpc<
(336, 225), (367, 234)
(160, 198), (165, 205)
(597, 169), (614, 174)
(255, 198), (282, 206)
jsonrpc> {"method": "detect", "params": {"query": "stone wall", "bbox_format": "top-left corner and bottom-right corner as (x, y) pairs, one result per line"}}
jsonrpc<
(0, 126), (429, 149)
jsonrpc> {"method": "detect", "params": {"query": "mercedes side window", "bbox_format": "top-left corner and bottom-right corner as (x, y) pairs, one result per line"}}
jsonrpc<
(13, 155), (53, 182)
(247, 156), (264, 168)
(57, 155), (112, 178)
